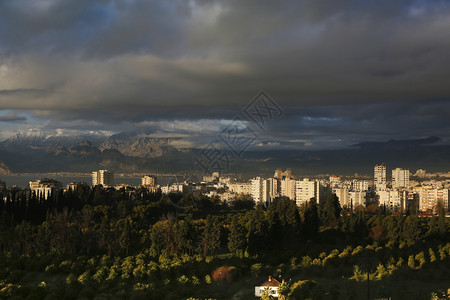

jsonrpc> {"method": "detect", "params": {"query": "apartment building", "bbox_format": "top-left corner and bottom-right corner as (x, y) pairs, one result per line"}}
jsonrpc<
(392, 168), (410, 189)
(92, 170), (114, 187)
(30, 178), (63, 200)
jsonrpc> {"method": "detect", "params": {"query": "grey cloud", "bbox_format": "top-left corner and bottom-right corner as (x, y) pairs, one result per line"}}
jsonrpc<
(0, 0), (449, 149)
(0, 1), (449, 111)
(0, 111), (26, 122)
(13, 98), (447, 151)
(0, 88), (51, 96)
(0, 0), (190, 57)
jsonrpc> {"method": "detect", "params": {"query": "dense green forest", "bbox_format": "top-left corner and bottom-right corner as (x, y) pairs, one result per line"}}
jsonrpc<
(0, 185), (449, 299)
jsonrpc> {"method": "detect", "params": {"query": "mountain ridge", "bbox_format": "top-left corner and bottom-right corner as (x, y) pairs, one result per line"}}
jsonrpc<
(0, 133), (448, 175)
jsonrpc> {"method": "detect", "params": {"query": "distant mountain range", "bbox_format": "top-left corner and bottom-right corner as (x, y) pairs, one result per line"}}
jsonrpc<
(239, 136), (450, 177)
(0, 131), (449, 176)
(0, 130), (190, 174)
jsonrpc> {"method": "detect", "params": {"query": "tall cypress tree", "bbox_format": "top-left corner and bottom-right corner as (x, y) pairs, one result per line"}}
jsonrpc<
(120, 219), (131, 256)
(322, 194), (341, 227)
(304, 198), (319, 238)
(228, 216), (246, 256)
(438, 205), (446, 237)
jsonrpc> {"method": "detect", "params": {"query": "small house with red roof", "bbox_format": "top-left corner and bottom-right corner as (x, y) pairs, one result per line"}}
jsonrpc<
(255, 276), (281, 298)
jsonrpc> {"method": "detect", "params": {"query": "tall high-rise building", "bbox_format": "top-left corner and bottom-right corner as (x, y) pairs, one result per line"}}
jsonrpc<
(251, 177), (271, 203)
(349, 191), (367, 208)
(414, 186), (449, 213)
(142, 175), (157, 186)
(392, 168), (410, 189)
(334, 188), (350, 207)
(267, 177), (279, 202)
(376, 190), (407, 212)
(295, 178), (320, 206)
(92, 170), (114, 187)
(374, 164), (387, 190)
(280, 177), (296, 201)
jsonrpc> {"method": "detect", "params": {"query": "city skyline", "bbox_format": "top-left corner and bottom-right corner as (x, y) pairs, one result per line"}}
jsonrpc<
(14, 165), (450, 215)
(1, 0), (450, 151)
(0, 2), (449, 298)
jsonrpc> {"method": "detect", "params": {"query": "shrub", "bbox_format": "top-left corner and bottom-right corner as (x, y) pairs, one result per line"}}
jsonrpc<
(407, 255), (415, 269)
(146, 261), (158, 274)
(323, 250), (339, 266)
(338, 246), (352, 258)
(290, 257), (297, 270)
(177, 275), (190, 284)
(100, 255), (110, 266)
(301, 256), (312, 267)
(45, 264), (57, 274)
(66, 273), (78, 285)
(87, 258), (97, 267)
(205, 275), (212, 284)
(78, 271), (91, 285)
(211, 265), (236, 283)
(278, 281), (291, 299)
(415, 252), (426, 269)
(133, 265), (146, 280)
(352, 246), (364, 256)
(386, 262), (396, 276)
(191, 276), (200, 285)
(352, 265), (365, 281)
(121, 257), (134, 280)
(438, 245), (446, 260)
(106, 266), (119, 281)
(147, 262), (159, 281)
(429, 248), (437, 263)
(135, 253), (146, 266)
(288, 280), (317, 299)
(376, 263), (388, 279)
(0, 283), (20, 298)
(396, 257), (404, 268)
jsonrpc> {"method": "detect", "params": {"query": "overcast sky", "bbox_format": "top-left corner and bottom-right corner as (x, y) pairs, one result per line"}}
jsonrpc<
(1, 0), (449, 149)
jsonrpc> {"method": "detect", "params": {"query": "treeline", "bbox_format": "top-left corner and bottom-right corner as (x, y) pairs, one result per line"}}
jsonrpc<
(0, 185), (448, 258)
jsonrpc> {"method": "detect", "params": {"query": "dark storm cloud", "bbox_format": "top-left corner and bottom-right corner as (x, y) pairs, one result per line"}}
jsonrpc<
(0, 0), (190, 57)
(0, 0), (449, 146)
(0, 88), (51, 96)
(0, 111), (26, 122)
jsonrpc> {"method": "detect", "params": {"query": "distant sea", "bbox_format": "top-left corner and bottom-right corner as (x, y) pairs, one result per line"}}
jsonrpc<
(0, 174), (173, 189)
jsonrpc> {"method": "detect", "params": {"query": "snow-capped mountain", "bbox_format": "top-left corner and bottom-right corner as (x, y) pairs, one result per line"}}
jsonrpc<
(0, 130), (190, 173)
